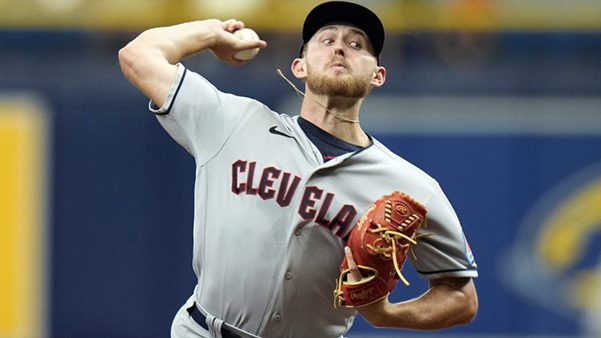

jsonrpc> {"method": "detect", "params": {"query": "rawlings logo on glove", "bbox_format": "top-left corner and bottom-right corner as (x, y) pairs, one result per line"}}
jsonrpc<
(333, 191), (427, 308)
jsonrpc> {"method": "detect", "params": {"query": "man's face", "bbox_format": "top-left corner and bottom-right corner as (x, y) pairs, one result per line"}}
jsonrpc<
(303, 25), (379, 98)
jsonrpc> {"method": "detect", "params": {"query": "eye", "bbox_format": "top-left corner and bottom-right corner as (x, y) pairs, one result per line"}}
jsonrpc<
(349, 41), (362, 49)
(322, 38), (334, 45)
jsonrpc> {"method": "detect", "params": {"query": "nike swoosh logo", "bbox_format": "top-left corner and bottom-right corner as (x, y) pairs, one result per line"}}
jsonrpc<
(269, 126), (294, 138)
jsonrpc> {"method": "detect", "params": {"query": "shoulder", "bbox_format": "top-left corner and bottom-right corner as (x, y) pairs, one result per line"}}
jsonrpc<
(370, 138), (439, 187)
(183, 66), (276, 113)
(360, 137), (446, 207)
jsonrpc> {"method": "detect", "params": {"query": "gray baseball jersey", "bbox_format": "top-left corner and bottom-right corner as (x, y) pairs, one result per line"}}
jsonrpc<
(151, 64), (478, 338)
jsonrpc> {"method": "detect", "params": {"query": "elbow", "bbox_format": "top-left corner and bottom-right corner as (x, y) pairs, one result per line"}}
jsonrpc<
(459, 294), (478, 325)
(118, 41), (153, 87)
(118, 30), (154, 81)
(457, 284), (479, 326)
(448, 277), (478, 326)
(437, 277), (479, 328)
(117, 46), (130, 68)
(118, 44), (138, 80)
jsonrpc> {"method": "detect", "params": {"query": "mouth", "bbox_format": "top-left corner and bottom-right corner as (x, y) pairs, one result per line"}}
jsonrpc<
(328, 61), (349, 71)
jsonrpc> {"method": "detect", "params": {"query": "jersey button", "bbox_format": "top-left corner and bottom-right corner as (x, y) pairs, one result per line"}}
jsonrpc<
(272, 313), (281, 322)
(284, 271), (293, 280)
(294, 229), (302, 236)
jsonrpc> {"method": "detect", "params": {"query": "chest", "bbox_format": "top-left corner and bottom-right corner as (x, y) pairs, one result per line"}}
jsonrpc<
(212, 142), (424, 242)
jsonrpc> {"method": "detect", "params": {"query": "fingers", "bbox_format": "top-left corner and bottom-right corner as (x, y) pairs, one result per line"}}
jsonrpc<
(224, 40), (267, 66)
(345, 246), (363, 282)
(222, 19), (244, 33)
(222, 20), (267, 48)
(234, 38), (267, 51)
(211, 19), (267, 65)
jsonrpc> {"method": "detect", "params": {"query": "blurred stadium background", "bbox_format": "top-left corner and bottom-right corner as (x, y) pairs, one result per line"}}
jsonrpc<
(1, 0), (601, 337)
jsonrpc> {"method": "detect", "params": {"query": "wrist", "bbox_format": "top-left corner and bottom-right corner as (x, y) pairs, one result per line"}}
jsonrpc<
(176, 20), (221, 54)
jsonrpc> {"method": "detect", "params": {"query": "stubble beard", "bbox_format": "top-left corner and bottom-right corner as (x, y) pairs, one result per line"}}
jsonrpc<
(306, 64), (372, 99)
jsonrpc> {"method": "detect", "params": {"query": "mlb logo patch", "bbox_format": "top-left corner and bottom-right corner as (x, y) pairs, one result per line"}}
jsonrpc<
(464, 235), (476, 266)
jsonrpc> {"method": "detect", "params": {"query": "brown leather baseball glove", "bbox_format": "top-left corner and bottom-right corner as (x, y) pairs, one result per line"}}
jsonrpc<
(333, 191), (427, 308)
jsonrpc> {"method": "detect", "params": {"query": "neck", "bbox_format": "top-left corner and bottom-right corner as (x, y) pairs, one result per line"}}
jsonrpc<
(274, 68), (370, 146)
(300, 93), (370, 146)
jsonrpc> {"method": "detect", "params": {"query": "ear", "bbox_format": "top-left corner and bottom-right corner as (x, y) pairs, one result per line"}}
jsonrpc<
(291, 58), (307, 80)
(370, 66), (386, 88)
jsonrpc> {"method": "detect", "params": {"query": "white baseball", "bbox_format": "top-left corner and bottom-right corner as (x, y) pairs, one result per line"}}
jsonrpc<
(233, 28), (261, 61)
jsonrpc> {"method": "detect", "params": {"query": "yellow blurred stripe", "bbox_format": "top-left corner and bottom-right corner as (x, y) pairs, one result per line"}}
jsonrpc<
(0, 127), (19, 332)
(0, 0), (600, 31)
(537, 177), (601, 270)
(0, 98), (48, 338)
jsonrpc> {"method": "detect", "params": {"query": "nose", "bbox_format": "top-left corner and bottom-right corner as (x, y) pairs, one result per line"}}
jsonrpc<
(333, 40), (345, 57)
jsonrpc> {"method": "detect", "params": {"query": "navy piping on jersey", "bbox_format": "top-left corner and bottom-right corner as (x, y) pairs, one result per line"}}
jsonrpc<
(298, 117), (372, 161)
(154, 68), (188, 115)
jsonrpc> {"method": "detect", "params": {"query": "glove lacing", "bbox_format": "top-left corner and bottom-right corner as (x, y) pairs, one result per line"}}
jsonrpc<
(365, 221), (417, 286)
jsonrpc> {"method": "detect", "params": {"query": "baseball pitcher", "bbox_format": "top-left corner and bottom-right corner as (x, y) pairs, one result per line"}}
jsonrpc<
(119, 2), (478, 337)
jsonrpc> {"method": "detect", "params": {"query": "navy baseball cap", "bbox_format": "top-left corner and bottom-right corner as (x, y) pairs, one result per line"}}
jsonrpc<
(301, 1), (385, 57)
